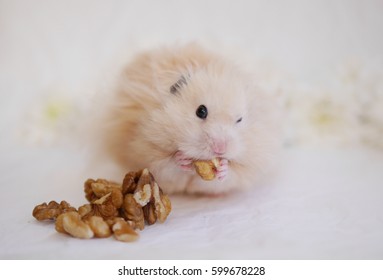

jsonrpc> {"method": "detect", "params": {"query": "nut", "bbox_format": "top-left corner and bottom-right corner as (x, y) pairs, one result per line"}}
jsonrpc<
(78, 204), (92, 218)
(132, 169), (172, 224)
(193, 158), (220, 181)
(130, 169), (172, 225)
(56, 212), (94, 239)
(133, 168), (153, 206)
(55, 213), (66, 234)
(151, 182), (172, 223)
(112, 218), (139, 242)
(122, 170), (142, 194)
(84, 216), (112, 238)
(120, 194), (145, 230)
(80, 192), (120, 221)
(84, 178), (122, 203)
(32, 200), (76, 221)
(143, 203), (157, 225)
(57, 212), (112, 238)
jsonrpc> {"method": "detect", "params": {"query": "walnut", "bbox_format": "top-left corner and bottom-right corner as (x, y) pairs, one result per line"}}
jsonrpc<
(84, 178), (122, 203)
(121, 170), (142, 195)
(84, 216), (112, 238)
(131, 169), (172, 224)
(55, 212), (94, 239)
(78, 204), (92, 218)
(142, 203), (156, 225)
(112, 218), (139, 242)
(55, 213), (66, 234)
(133, 168), (153, 206)
(32, 200), (76, 221)
(57, 213), (112, 239)
(79, 192), (120, 220)
(151, 182), (172, 223)
(120, 194), (145, 230)
(193, 158), (220, 181)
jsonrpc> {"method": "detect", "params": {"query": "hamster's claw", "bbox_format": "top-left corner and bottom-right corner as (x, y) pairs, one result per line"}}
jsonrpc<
(174, 151), (193, 171)
(216, 158), (229, 181)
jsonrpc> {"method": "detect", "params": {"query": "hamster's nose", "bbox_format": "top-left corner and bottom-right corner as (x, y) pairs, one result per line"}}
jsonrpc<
(211, 140), (227, 155)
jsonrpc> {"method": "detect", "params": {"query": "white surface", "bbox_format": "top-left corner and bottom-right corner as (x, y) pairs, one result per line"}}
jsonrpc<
(1, 145), (383, 259)
(1, 0), (383, 259)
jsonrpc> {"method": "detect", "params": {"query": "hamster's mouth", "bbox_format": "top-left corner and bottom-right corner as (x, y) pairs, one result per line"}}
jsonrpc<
(173, 149), (233, 162)
(173, 150), (231, 181)
(174, 149), (231, 165)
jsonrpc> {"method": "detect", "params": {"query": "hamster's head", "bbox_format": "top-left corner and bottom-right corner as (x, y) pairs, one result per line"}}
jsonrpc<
(144, 63), (256, 163)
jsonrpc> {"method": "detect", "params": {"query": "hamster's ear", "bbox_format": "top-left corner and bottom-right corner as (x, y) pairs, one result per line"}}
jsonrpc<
(170, 75), (187, 94)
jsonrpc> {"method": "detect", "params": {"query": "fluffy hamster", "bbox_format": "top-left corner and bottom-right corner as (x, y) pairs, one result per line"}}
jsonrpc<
(95, 43), (279, 195)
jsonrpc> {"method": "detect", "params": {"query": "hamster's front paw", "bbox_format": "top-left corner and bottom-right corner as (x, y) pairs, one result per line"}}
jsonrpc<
(216, 158), (229, 181)
(174, 151), (193, 171)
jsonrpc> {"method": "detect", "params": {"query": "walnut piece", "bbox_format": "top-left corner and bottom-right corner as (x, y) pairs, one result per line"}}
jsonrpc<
(84, 178), (122, 203)
(56, 212), (94, 239)
(120, 194), (145, 230)
(122, 170), (142, 195)
(84, 216), (112, 238)
(55, 213), (66, 234)
(112, 218), (139, 242)
(133, 168), (153, 206)
(79, 191), (121, 221)
(143, 203), (156, 225)
(56, 213), (114, 239)
(32, 200), (76, 221)
(131, 169), (172, 224)
(193, 158), (220, 181)
(151, 182), (172, 223)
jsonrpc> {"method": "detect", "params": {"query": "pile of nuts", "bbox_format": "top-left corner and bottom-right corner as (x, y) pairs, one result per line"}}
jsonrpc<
(32, 169), (171, 242)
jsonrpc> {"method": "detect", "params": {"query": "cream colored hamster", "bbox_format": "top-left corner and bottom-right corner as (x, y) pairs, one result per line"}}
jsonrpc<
(96, 43), (279, 195)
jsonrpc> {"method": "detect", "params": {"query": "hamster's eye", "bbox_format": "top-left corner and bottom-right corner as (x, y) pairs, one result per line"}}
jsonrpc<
(236, 117), (243, 124)
(196, 105), (208, 119)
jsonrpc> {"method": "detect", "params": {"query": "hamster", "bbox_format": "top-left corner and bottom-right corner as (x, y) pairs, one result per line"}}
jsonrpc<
(93, 43), (280, 195)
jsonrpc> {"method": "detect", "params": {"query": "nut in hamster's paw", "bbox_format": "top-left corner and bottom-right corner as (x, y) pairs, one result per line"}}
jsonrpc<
(193, 158), (220, 181)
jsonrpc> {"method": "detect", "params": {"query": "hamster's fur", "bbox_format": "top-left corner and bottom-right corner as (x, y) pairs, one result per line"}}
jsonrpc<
(93, 43), (280, 195)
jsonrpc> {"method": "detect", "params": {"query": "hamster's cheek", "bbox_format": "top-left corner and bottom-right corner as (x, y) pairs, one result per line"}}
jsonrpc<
(173, 151), (194, 171)
(224, 138), (243, 161)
